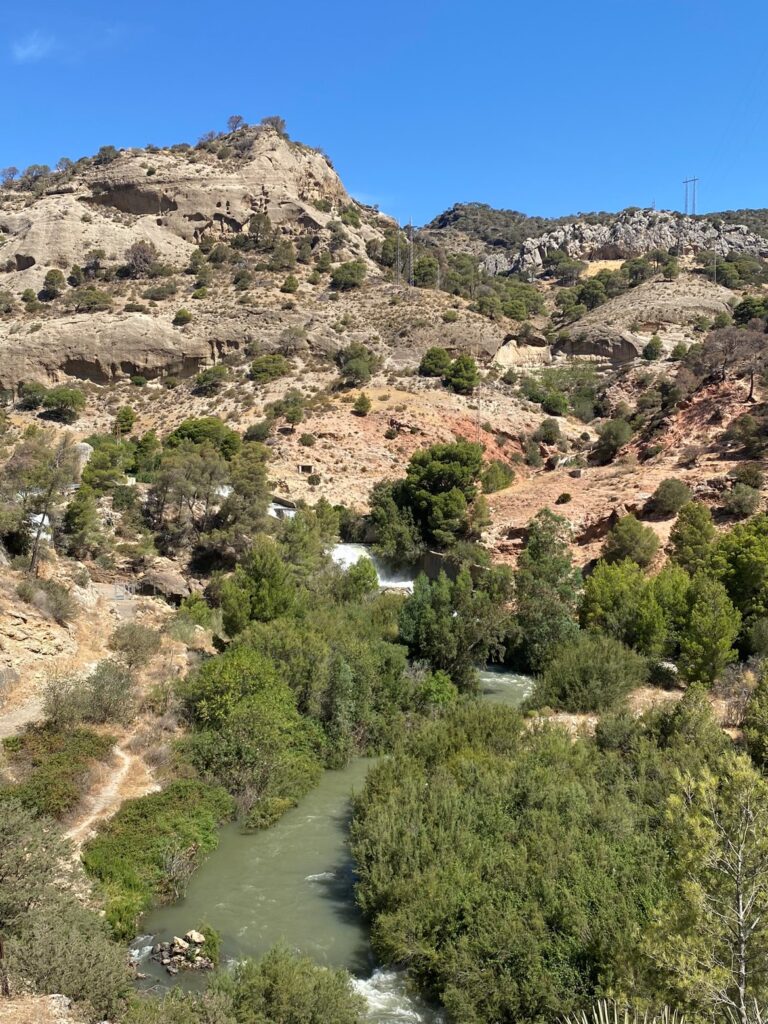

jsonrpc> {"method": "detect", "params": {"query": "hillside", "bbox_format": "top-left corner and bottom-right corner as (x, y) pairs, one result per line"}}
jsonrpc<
(421, 204), (768, 276)
(0, 120), (765, 528)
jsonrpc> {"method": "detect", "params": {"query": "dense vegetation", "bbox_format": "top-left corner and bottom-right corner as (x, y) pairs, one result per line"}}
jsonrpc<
(82, 781), (235, 939)
(422, 202), (617, 249)
(352, 694), (768, 1024)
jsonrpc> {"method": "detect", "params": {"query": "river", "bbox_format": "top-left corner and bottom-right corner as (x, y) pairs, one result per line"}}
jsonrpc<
(137, 546), (531, 1020)
(137, 666), (531, 1021)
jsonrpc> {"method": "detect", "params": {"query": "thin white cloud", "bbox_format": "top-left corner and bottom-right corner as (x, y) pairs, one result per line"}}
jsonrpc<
(12, 32), (55, 63)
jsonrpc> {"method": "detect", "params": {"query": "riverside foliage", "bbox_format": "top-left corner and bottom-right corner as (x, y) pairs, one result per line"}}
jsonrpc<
(350, 695), (757, 1024)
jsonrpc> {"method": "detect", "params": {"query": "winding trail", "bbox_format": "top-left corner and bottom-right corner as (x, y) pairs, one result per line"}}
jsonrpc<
(65, 744), (159, 849)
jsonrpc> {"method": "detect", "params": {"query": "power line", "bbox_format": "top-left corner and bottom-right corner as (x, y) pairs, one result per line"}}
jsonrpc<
(395, 220), (401, 288)
(408, 219), (414, 291)
(683, 175), (700, 216)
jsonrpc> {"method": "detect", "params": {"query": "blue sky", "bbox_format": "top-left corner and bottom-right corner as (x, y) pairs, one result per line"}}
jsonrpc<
(1, 0), (765, 225)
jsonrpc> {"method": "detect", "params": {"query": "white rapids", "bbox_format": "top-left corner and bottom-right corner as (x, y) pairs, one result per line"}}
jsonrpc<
(330, 543), (416, 593)
(353, 968), (444, 1023)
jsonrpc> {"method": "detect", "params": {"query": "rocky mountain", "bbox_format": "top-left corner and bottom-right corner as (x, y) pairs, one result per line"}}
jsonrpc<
(1, 124), (374, 287)
(0, 125), (396, 386)
(422, 203), (768, 277)
(0, 125), (530, 388)
(2, 125), (768, 391)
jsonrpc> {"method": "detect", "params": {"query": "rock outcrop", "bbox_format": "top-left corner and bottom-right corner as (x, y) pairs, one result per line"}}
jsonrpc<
(485, 209), (768, 276)
(0, 313), (220, 385)
(148, 930), (215, 975)
(552, 325), (641, 363)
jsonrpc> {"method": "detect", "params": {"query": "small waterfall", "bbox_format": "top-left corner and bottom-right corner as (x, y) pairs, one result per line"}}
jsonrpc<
(268, 501), (297, 520)
(330, 543), (416, 593)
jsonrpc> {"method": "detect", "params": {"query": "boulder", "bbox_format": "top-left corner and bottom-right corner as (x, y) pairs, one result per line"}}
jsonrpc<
(139, 559), (190, 604)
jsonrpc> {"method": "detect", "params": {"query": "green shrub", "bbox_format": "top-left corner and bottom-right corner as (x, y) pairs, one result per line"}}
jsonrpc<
(42, 386), (85, 423)
(130, 374), (147, 387)
(642, 335), (663, 360)
(340, 205), (361, 228)
(82, 780), (235, 939)
(308, 473), (321, 486)
(555, 492), (572, 504)
(244, 419), (273, 442)
(16, 578), (77, 625)
(193, 364), (229, 395)
(17, 380), (47, 410)
(603, 514), (660, 568)
(481, 459), (515, 493)
(166, 416), (241, 459)
(2, 725), (114, 819)
(732, 463), (765, 490)
(336, 342), (378, 386)
(443, 354), (479, 394)
(280, 274), (299, 293)
(299, 432), (316, 446)
(115, 405), (135, 434)
(43, 660), (137, 726)
(418, 346), (452, 377)
(744, 675), (768, 769)
(531, 631), (647, 712)
(524, 440), (543, 467)
(593, 418), (632, 464)
(353, 392), (372, 416)
(541, 389), (568, 416)
(724, 483), (761, 519)
(66, 286), (113, 312)
(142, 281), (177, 301)
(208, 947), (365, 1023)
(442, 309), (459, 323)
(649, 478), (692, 515)
(173, 307), (192, 326)
(330, 260), (366, 290)
(108, 622), (161, 669)
(250, 354), (292, 384)
(670, 341), (688, 359)
(533, 417), (561, 444)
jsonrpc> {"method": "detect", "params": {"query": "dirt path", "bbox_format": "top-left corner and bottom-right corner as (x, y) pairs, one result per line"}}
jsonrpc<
(64, 743), (158, 849)
(0, 695), (44, 740)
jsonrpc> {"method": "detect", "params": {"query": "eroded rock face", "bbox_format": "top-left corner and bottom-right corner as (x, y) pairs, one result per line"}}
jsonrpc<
(552, 326), (642, 363)
(482, 209), (768, 275)
(81, 127), (353, 246)
(0, 127), (385, 297)
(0, 313), (218, 386)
